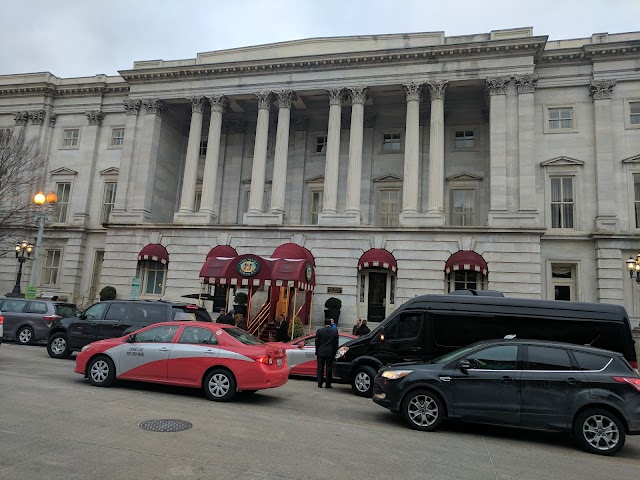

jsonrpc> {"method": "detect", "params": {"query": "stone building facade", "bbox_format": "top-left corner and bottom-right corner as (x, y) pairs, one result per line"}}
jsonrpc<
(1, 27), (640, 327)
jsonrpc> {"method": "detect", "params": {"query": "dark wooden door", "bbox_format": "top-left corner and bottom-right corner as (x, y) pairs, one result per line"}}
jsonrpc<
(367, 272), (387, 322)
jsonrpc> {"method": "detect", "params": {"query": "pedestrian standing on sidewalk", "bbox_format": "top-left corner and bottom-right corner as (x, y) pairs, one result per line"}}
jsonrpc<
(352, 319), (362, 335)
(315, 318), (339, 388)
(356, 318), (371, 336)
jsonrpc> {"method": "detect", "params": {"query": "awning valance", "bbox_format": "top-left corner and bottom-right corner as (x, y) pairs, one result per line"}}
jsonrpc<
(445, 251), (488, 275)
(200, 254), (274, 287)
(358, 249), (397, 272)
(138, 244), (169, 264)
(206, 245), (237, 259)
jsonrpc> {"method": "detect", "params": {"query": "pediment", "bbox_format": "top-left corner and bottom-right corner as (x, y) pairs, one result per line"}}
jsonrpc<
(446, 172), (483, 182)
(372, 174), (402, 183)
(540, 156), (584, 167)
(241, 178), (272, 185)
(305, 175), (324, 184)
(622, 154), (640, 164)
(99, 167), (119, 176)
(50, 167), (78, 176)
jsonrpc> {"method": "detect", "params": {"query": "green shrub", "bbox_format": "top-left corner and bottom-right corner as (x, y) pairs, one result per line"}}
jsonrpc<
(324, 297), (342, 310)
(292, 317), (305, 340)
(233, 291), (248, 305)
(99, 286), (116, 301)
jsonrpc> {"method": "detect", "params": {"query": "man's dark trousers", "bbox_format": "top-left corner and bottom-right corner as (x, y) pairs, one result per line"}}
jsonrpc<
(317, 356), (334, 387)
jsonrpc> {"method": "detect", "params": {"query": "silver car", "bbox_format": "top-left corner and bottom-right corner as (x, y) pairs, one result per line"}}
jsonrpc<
(0, 298), (77, 345)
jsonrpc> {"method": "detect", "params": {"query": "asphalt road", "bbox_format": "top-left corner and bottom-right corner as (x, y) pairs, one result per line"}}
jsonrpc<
(0, 342), (638, 480)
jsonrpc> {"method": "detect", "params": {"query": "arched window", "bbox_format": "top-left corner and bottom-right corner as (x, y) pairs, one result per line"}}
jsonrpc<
(444, 251), (488, 293)
(137, 244), (169, 297)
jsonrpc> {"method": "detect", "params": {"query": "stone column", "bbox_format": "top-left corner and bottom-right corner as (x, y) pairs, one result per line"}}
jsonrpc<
(400, 83), (422, 218)
(289, 116), (310, 224)
(487, 77), (510, 225)
(345, 86), (368, 223)
(176, 96), (205, 216)
(198, 94), (227, 221)
(515, 75), (539, 221)
(270, 90), (294, 221)
(590, 80), (618, 232)
(425, 81), (448, 225)
(111, 100), (141, 217)
(245, 91), (272, 218)
(318, 88), (344, 225)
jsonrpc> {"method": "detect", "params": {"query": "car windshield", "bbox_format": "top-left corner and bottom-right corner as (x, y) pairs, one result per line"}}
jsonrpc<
(55, 304), (78, 318)
(224, 327), (264, 345)
(430, 344), (483, 364)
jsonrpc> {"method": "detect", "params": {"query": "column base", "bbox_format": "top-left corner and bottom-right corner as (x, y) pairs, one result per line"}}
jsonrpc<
(399, 210), (445, 227)
(243, 211), (284, 226)
(109, 209), (152, 224)
(487, 211), (541, 227)
(595, 215), (618, 233)
(318, 211), (361, 227)
(173, 211), (218, 225)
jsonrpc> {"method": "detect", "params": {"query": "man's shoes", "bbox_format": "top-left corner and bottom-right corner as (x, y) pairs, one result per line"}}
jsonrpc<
(325, 385), (332, 389)
(318, 384), (323, 388)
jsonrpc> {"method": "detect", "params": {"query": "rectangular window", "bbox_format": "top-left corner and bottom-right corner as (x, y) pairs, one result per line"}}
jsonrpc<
(551, 264), (576, 301)
(550, 177), (574, 228)
(454, 130), (474, 149)
(199, 139), (208, 156)
(137, 261), (166, 296)
(548, 108), (573, 130)
(110, 127), (124, 147)
(635, 175), (640, 228)
(382, 133), (401, 152)
(62, 128), (79, 147)
(630, 102), (640, 125)
(101, 182), (117, 223)
(244, 187), (272, 213)
(42, 249), (62, 286)
(310, 190), (323, 224)
(53, 182), (71, 223)
(379, 189), (400, 226)
(315, 136), (327, 154)
(194, 182), (202, 212)
(451, 189), (475, 226)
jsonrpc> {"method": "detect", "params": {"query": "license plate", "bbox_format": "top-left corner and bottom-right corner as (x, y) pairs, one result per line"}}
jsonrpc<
(276, 358), (283, 367)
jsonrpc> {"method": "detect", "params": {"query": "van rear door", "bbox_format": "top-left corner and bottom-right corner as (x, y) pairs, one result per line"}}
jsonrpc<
(374, 311), (427, 364)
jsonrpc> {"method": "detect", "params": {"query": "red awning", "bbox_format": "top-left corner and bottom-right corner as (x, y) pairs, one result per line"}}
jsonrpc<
(358, 249), (397, 272)
(445, 251), (488, 275)
(272, 242), (315, 266)
(270, 243), (316, 291)
(138, 244), (169, 265)
(200, 254), (274, 287)
(206, 245), (237, 259)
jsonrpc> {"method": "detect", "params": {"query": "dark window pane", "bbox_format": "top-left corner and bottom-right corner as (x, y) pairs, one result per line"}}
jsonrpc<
(105, 303), (127, 320)
(179, 327), (215, 345)
(466, 345), (518, 370)
(573, 351), (611, 371)
(55, 304), (78, 317)
(527, 346), (572, 370)
(554, 285), (571, 301)
(27, 302), (48, 314)
(385, 313), (422, 340)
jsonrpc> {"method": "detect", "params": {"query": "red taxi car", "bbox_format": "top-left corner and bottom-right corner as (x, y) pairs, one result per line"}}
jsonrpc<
(75, 321), (288, 401)
(283, 332), (357, 377)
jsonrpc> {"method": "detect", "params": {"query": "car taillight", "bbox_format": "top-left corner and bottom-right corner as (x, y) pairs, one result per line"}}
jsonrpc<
(612, 376), (640, 392)
(43, 314), (61, 326)
(185, 305), (198, 310)
(0, 315), (4, 324)
(630, 360), (638, 370)
(255, 355), (273, 365)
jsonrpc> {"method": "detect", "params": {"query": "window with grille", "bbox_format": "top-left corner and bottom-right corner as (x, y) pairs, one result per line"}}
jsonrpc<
(451, 189), (475, 226)
(379, 189), (400, 226)
(310, 190), (323, 224)
(244, 186), (272, 213)
(454, 130), (474, 149)
(42, 249), (62, 286)
(137, 260), (167, 296)
(315, 136), (327, 154)
(548, 108), (573, 130)
(53, 182), (71, 223)
(630, 102), (640, 125)
(194, 181), (202, 212)
(551, 177), (574, 228)
(382, 133), (401, 152)
(101, 182), (117, 223)
(61, 128), (80, 148)
(199, 139), (208, 156)
(551, 264), (576, 301)
(446, 270), (487, 293)
(110, 128), (124, 147)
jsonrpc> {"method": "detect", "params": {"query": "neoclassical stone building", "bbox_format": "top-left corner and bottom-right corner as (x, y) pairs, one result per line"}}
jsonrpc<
(1, 27), (640, 327)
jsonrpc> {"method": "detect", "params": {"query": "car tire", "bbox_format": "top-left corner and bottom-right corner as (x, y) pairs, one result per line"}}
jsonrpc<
(17, 326), (35, 345)
(47, 332), (72, 359)
(573, 408), (626, 456)
(351, 365), (377, 397)
(87, 356), (116, 387)
(204, 369), (237, 402)
(401, 389), (445, 432)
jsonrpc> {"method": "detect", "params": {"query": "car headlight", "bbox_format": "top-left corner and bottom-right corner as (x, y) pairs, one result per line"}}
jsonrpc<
(335, 346), (349, 359)
(81, 344), (93, 353)
(380, 370), (413, 380)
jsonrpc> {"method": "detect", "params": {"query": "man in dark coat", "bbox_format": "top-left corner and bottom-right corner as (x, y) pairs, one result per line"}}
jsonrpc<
(356, 319), (371, 336)
(315, 318), (339, 388)
(217, 309), (233, 325)
(275, 315), (290, 342)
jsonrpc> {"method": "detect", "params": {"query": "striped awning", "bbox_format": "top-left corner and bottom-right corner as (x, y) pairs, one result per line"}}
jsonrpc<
(199, 254), (274, 287)
(138, 244), (169, 264)
(445, 250), (488, 275)
(358, 249), (397, 273)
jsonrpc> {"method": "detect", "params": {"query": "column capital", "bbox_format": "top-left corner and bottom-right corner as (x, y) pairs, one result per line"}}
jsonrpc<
(514, 74), (539, 94)
(207, 94), (228, 113)
(403, 82), (423, 102)
(123, 99), (142, 116)
(13, 111), (28, 126)
(292, 115), (310, 131)
(255, 91), (273, 110)
(326, 87), (345, 106)
(589, 79), (616, 100)
(486, 77), (510, 95)
(274, 90), (295, 109)
(85, 110), (105, 126)
(188, 96), (206, 113)
(143, 98), (167, 116)
(426, 81), (449, 101)
(28, 109), (46, 125)
(347, 86), (369, 105)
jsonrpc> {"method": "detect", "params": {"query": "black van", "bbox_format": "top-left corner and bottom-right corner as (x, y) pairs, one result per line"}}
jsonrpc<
(334, 292), (638, 397)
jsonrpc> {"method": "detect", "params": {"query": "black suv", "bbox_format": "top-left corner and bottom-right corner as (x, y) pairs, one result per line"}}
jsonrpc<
(373, 339), (640, 456)
(47, 300), (212, 359)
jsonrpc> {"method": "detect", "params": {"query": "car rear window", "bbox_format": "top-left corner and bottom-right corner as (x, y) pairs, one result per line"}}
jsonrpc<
(572, 351), (612, 371)
(55, 304), (78, 318)
(224, 327), (264, 345)
(130, 304), (167, 323)
(1, 299), (26, 313)
(27, 301), (48, 314)
(527, 346), (573, 371)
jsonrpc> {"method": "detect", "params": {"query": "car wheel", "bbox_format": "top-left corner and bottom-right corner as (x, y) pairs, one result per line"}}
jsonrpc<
(401, 389), (445, 432)
(87, 356), (116, 387)
(47, 332), (72, 359)
(573, 408), (626, 456)
(17, 326), (35, 345)
(204, 369), (237, 402)
(351, 365), (377, 397)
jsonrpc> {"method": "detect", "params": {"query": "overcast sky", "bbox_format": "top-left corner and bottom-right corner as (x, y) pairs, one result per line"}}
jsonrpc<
(1, 0), (638, 79)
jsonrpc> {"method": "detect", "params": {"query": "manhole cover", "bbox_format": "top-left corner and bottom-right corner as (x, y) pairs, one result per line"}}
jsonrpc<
(138, 419), (192, 432)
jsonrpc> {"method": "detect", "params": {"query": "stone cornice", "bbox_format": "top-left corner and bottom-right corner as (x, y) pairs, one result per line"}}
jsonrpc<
(539, 40), (640, 64)
(0, 82), (129, 98)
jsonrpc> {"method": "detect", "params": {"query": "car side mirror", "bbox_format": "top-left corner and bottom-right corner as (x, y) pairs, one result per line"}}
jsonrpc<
(459, 359), (471, 373)
(296, 342), (305, 349)
(126, 334), (135, 343)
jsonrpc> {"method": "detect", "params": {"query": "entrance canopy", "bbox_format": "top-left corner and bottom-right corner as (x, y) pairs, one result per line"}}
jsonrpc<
(445, 250), (488, 275)
(206, 245), (237, 259)
(138, 244), (169, 264)
(199, 254), (274, 287)
(270, 243), (315, 291)
(358, 248), (397, 273)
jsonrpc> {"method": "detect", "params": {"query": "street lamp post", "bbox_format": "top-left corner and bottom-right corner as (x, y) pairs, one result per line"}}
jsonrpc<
(12, 240), (33, 294)
(626, 254), (640, 283)
(29, 191), (57, 287)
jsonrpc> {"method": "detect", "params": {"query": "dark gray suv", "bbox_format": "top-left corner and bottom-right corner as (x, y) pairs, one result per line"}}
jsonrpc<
(0, 298), (78, 345)
(373, 339), (640, 456)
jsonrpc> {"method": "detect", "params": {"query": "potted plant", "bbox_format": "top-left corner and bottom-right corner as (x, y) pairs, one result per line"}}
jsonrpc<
(99, 286), (116, 301)
(233, 291), (248, 316)
(324, 297), (342, 324)
(291, 317), (304, 340)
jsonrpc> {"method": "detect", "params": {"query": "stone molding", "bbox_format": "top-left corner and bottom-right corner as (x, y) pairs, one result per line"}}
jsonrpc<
(274, 90), (295, 109)
(13, 111), (28, 126)
(48, 113), (57, 127)
(188, 96), (205, 113)
(589, 80), (616, 100)
(143, 98), (167, 116)
(292, 116), (310, 131)
(403, 83), (423, 102)
(486, 77), (510, 95)
(123, 99), (142, 116)
(207, 94), (228, 113)
(28, 109), (46, 125)
(86, 110), (105, 126)
(426, 81), (448, 101)
(326, 88), (344, 106)
(364, 112), (377, 128)
(514, 74), (539, 94)
(347, 86), (369, 104)
(255, 91), (273, 110)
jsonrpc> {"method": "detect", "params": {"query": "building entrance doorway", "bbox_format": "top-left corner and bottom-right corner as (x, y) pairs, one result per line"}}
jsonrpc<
(358, 269), (396, 323)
